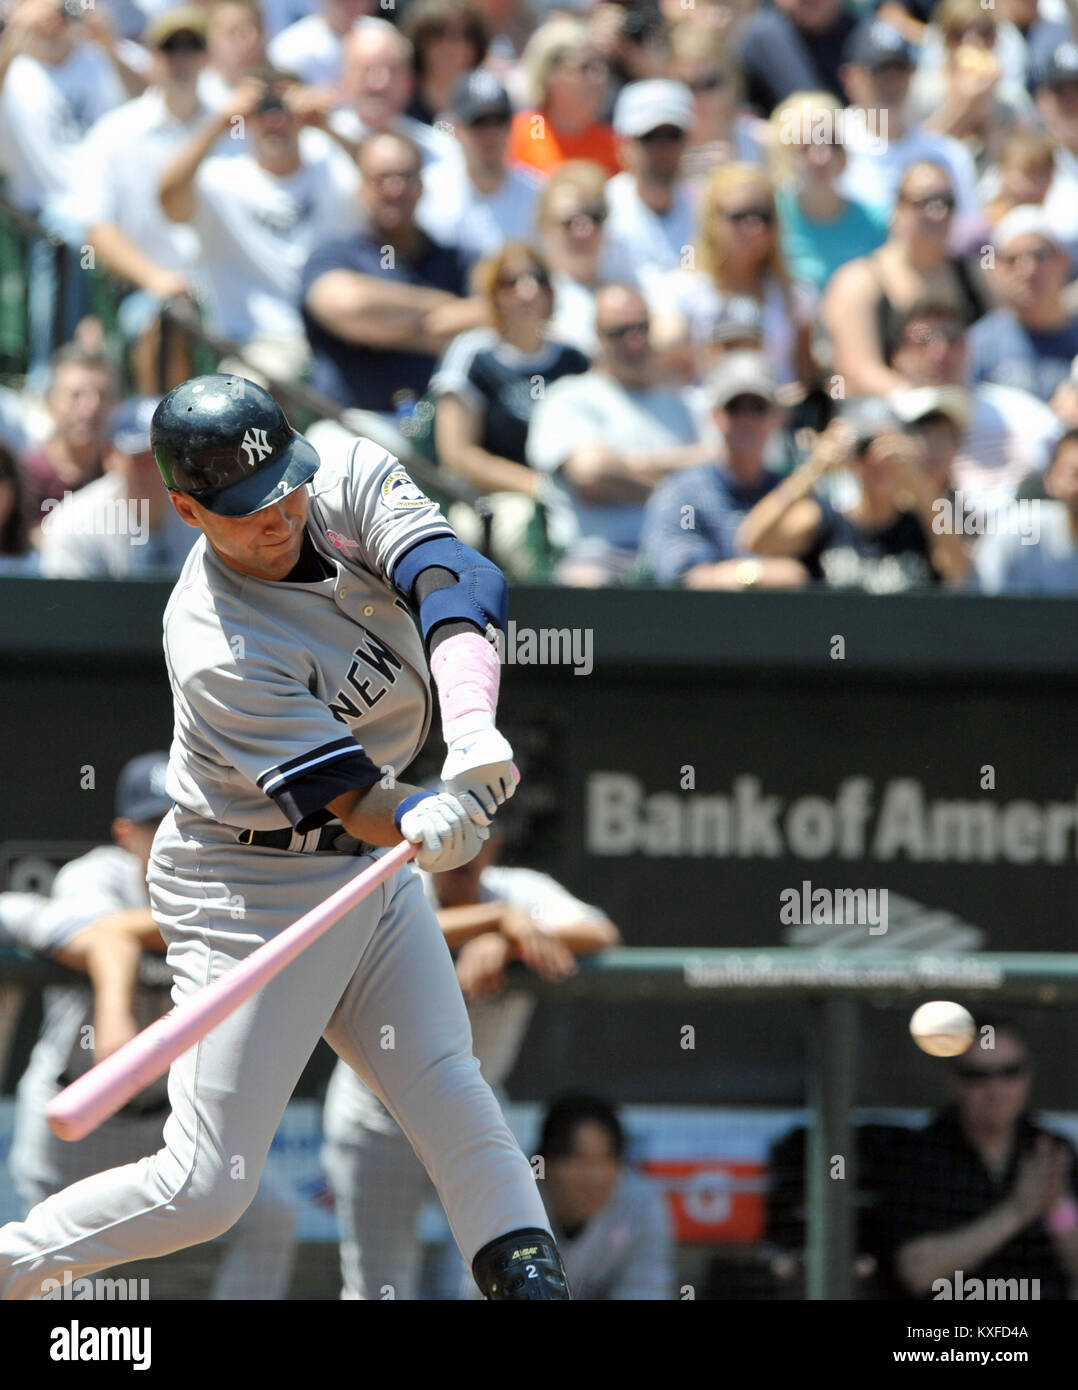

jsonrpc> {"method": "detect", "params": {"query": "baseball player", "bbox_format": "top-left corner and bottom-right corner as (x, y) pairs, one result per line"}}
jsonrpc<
(0, 752), (297, 1299)
(0, 373), (570, 1300)
(321, 820), (620, 1298)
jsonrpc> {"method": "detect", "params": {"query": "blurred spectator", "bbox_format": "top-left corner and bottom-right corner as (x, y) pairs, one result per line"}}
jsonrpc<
(538, 160), (611, 357)
(910, 0), (1033, 177)
(159, 69), (361, 379)
(0, 752), (297, 1299)
(432, 243), (587, 529)
(321, 824), (619, 1300)
(668, 23), (762, 177)
(890, 382), (970, 504)
(972, 428), (1078, 593)
(508, 19), (619, 178)
(824, 162), (989, 398)
(770, 90), (888, 294)
(645, 162), (817, 390)
(417, 72), (544, 273)
(736, 400), (973, 590)
(0, 443), (37, 575)
(18, 343), (116, 527)
(199, 0), (267, 108)
(736, 0), (860, 115)
(526, 283), (711, 586)
(880, 1019), (1078, 1299)
(401, 0), (488, 127)
(267, 0), (372, 89)
(640, 351), (807, 589)
(985, 129), (1056, 225)
(40, 396), (196, 578)
(536, 1093), (675, 1301)
(698, 294), (766, 376)
(301, 130), (481, 418)
(332, 16), (458, 166)
(71, 9), (211, 394)
(601, 80), (697, 283)
(0, 0), (128, 214)
(588, 0), (669, 99)
(1029, 41), (1078, 251)
(969, 206), (1078, 403)
(838, 19), (984, 250)
(887, 296), (1061, 515)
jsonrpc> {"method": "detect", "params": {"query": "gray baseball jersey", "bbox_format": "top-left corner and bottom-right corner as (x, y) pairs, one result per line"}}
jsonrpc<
(0, 438), (550, 1300)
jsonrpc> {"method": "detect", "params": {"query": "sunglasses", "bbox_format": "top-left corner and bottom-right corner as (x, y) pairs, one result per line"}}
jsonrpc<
(601, 320), (649, 340)
(723, 394), (770, 415)
(723, 205), (775, 225)
(558, 206), (606, 229)
(559, 56), (606, 77)
(954, 1062), (1027, 1082)
(496, 268), (551, 291)
(638, 126), (687, 145)
(688, 72), (725, 93)
(959, 21), (995, 41)
(160, 33), (207, 53)
(903, 191), (957, 214)
(999, 244), (1057, 266)
(467, 112), (510, 130)
(905, 322), (964, 346)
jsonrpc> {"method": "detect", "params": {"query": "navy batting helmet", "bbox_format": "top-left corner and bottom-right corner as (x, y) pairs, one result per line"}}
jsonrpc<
(151, 374), (319, 518)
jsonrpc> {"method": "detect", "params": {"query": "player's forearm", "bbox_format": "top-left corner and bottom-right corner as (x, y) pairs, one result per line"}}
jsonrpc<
(327, 781), (426, 846)
(895, 1199), (1030, 1294)
(159, 111), (230, 222)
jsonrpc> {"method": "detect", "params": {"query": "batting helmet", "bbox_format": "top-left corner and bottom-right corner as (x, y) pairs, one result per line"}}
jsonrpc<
(151, 374), (320, 518)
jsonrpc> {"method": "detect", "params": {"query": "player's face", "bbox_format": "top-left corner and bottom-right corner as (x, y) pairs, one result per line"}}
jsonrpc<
(171, 486), (310, 580)
(547, 1121), (621, 1226)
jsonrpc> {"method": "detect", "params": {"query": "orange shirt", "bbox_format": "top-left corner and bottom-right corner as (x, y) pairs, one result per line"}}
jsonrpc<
(508, 110), (621, 178)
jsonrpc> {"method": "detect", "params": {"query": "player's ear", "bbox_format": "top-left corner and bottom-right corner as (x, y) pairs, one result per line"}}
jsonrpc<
(169, 492), (202, 528)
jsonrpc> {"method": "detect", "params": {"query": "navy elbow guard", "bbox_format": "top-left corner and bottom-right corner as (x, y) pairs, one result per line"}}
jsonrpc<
(391, 535), (508, 645)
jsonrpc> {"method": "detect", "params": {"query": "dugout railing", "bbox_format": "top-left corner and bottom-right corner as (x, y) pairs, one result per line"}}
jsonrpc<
(3, 942), (1076, 1299)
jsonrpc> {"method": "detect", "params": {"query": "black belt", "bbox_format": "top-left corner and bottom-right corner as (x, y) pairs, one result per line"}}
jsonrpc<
(237, 824), (376, 855)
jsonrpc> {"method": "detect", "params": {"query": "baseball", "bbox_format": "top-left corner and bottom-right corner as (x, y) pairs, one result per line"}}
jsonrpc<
(909, 1001), (976, 1057)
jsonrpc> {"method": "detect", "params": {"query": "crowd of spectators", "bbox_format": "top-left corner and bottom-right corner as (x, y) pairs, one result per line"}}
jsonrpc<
(3, 0), (1078, 591)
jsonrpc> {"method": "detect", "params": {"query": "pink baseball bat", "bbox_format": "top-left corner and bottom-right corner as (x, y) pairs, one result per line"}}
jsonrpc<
(47, 839), (418, 1142)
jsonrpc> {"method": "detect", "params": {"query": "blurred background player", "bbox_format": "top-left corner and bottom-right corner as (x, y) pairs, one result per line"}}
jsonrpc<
(535, 1092), (676, 1300)
(0, 751), (298, 1299)
(321, 813), (619, 1299)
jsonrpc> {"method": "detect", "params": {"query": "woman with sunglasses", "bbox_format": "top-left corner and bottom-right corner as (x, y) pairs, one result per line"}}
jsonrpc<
(509, 19), (619, 176)
(537, 160), (612, 357)
(432, 242), (590, 575)
(646, 162), (817, 392)
(823, 161), (990, 397)
(668, 24), (764, 177)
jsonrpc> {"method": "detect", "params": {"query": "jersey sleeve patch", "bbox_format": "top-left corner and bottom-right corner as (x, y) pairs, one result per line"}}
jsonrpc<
(380, 469), (431, 512)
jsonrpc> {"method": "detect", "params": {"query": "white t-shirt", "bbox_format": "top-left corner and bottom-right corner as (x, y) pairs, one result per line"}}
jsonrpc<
(267, 13), (343, 87)
(954, 382), (1061, 516)
(322, 865), (605, 1140)
(838, 112), (984, 249)
(417, 161), (545, 270)
(600, 172), (698, 283)
(547, 273), (599, 358)
(192, 128), (361, 340)
(0, 45), (125, 212)
(329, 108), (459, 171)
(58, 88), (207, 268)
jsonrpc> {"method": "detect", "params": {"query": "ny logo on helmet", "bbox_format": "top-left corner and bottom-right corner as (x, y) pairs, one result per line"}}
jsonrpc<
(239, 428), (273, 469)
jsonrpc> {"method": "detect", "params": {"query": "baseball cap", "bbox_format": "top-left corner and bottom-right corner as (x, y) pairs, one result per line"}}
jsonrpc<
(705, 350), (777, 408)
(839, 396), (904, 449)
(843, 20), (914, 71)
(613, 80), (695, 139)
(110, 396), (161, 457)
(451, 71), (512, 125)
(143, 7), (208, 49)
(890, 386), (972, 432)
(1031, 39), (1078, 90)
(992, 204), (1064, 254)
(709, 295), (764, 346)
(115, 752), (172, 824)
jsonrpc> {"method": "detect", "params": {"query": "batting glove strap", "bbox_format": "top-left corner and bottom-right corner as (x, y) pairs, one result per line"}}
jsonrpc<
(393, 792), (430, 833)
(471, 1228), (572, 1301)
(397, 791), (490, 871)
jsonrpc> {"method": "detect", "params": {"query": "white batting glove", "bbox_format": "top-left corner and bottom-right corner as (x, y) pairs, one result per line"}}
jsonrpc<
(397, 791), (490, 872)
(440, 724), (520, 824)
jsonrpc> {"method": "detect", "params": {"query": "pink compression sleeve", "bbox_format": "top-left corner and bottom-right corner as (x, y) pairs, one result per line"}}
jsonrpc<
(430, 631), (501, 739)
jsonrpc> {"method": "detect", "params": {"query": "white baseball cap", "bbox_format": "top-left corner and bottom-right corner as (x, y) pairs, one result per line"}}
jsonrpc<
(613, 80), (695, 139)
(992, 205), (1064, 254)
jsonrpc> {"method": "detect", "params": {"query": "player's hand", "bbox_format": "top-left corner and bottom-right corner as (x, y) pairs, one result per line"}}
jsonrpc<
(440, 725), (519, 824)
(455, 931), (511, 999)
(398, 791), (490, 872)
(499, 906), (576, 982)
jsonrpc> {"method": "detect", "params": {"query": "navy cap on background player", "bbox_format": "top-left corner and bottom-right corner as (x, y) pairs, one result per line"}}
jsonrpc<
(151, 375), (320, 518)
(115, 752), (172, 825)
(451, 71), (512, 125)
(843, 19), (914, 71)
